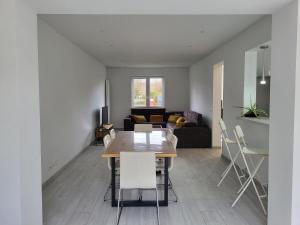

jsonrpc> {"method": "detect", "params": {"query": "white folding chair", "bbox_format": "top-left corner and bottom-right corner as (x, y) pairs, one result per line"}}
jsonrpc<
(134, 124), (152, 132)
(232, 125), (268, 215)
(156, 133), (178, 202)
(217, 119), (245, 187)
(116, 152), (160, 225)
(110, 129), (116, 139)
(103, 134), (119, 201)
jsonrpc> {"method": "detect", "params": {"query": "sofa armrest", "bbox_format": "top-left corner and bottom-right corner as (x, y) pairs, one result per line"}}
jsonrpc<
(173, 126), (211, 148)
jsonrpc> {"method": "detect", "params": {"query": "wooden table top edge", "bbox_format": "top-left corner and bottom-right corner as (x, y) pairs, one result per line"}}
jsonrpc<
(102, 152), (177, 158)
(101, 129), (177, 158)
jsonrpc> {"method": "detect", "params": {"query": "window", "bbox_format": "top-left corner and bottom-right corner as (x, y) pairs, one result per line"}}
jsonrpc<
(132, 78), (147, 107)
(132, 77), (164, 107)
(149, 78), (164, 107)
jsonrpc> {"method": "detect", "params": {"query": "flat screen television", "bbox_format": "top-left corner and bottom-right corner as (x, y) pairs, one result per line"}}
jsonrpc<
(102, 106), (108, 125)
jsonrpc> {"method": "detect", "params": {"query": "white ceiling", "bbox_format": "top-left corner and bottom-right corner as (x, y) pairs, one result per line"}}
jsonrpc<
(28, 0), (291, 14)
(40, 15), (265, 67)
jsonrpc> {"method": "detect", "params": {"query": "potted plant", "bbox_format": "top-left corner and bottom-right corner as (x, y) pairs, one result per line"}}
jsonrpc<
(238, 99), (268, 118)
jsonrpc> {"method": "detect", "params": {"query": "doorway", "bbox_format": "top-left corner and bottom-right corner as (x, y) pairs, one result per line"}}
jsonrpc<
(212, 62), (224, 148)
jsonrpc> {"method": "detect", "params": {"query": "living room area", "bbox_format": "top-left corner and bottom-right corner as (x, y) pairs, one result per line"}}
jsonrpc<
(38, 14), (271, 225)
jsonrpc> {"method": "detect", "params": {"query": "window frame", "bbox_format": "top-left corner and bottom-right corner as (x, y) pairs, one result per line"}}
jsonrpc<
(131, 76), (165, 108)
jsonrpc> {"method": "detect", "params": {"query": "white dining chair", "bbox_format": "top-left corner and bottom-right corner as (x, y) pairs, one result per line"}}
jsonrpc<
(110, 129), (116, 139)
(156, 133), (178, 202)
(217, 119), (245, 187)
(134, 124), (152, 132)
(103, 134), (112, 170)
(155, 129), (173, 179)
(232, 125), (268, 215)
(103, 134), (119, 201)
(166, 128), (173, 141)
(117, 152), (160, 225)
(168, 134), (178, 202)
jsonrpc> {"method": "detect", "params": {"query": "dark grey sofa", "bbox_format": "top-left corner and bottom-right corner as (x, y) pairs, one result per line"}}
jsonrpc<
(167, 111), (211, 148)
(124, 109), (211, 148)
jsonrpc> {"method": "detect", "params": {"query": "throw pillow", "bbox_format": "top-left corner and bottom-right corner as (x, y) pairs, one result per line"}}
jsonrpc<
(132, 115), (147, 123)
(176, 116), (186, 124)
(168, 115), (180, 123)
(150, 115), (163, 122)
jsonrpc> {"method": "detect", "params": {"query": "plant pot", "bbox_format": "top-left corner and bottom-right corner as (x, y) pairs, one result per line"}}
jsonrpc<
(243, 112), (257, 117)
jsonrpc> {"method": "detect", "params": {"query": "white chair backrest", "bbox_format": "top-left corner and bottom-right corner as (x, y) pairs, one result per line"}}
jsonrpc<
(167, 128), (173, 134)
(169, 134), (177, 171)
(103, 134), (112, 149)
(103, 134), (112, 170)
(110, 129), (116, 139)
(120, 152), (156, 189)
(219, 118), (226, 132)
(171, 134), (178, 149)
(166, 130), (173, 141)
(234, 125), (246, 146)
(219, 118), (229, 137)
(134, 124), (152, 132)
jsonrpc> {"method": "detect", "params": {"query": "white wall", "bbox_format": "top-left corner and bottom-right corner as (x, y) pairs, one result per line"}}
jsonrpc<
(190, 60), (213, 126)
(189, 16), (272, 183)
(269, 1), (300, 224)
(38, 19), (107, 183)
(0, 1), (42, 225)
(292, 2), (300, 221)
(107, 67), (190, 128)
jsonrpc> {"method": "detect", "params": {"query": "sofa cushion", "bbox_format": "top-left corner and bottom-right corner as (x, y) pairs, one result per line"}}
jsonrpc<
(182, 122), (197, 127)
(176, 116), (186, 124)
(176, 121), (186, 128)
(164, 111), (183, 121)
(168, 115), (180, 123)
(132, 115), (147, 123)
(150, 115), (164, 122)
(131, 108), (165, 121)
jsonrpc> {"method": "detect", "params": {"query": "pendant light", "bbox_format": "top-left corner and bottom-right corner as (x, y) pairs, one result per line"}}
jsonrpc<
(260, 45), (269, 85)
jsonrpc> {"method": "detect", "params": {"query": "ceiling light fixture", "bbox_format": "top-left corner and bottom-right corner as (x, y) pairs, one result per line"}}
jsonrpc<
(260, 45), (269, 85)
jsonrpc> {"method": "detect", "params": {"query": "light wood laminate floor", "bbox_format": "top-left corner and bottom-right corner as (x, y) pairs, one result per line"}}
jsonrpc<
(43, 146), (267, 225)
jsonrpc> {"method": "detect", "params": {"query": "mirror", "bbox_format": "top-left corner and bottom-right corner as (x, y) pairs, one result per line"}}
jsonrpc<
(244, 41), (271, 116)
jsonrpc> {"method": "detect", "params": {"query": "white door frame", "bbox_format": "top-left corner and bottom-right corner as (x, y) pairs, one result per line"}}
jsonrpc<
(212, 62), (224, 148)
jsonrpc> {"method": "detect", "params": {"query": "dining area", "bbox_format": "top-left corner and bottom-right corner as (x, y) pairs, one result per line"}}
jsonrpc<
(42, 123), (268, 225)
(102, 124), (177, 225)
